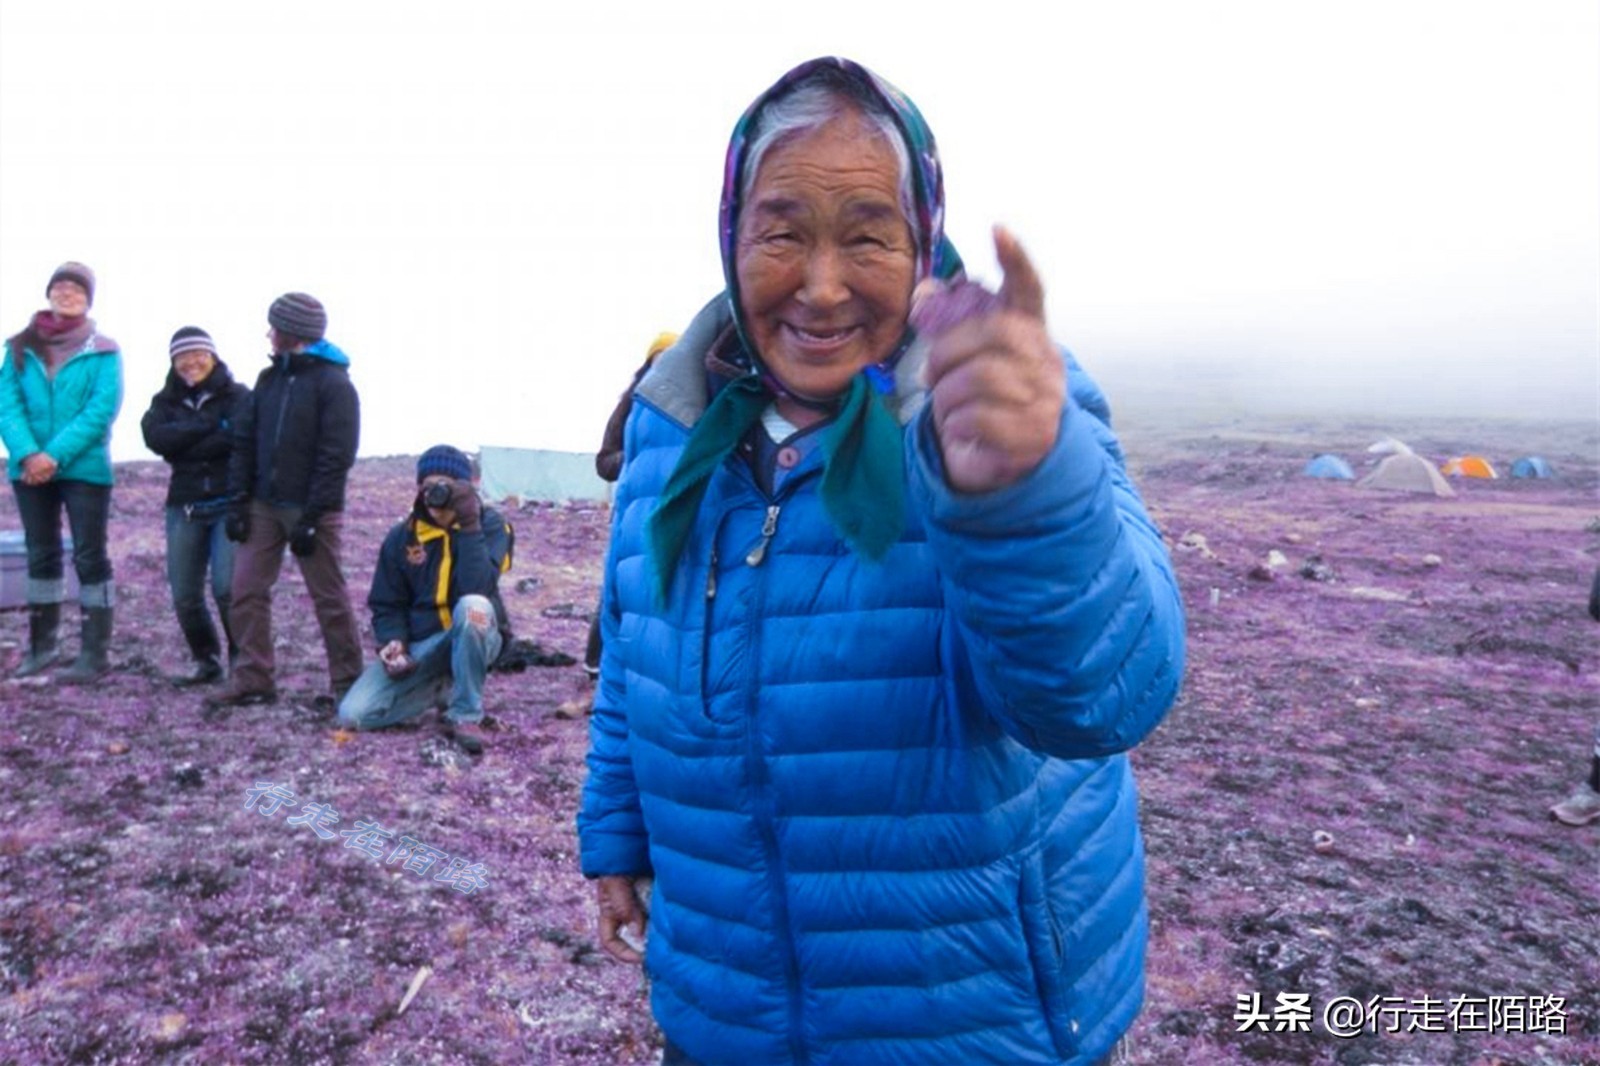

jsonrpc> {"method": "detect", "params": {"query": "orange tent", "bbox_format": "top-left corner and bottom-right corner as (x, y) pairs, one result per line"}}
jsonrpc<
(1441, 456), (1498, 479)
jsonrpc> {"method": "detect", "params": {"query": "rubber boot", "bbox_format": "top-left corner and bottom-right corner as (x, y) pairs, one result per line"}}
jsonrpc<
(172, 614), (224, 687)
(14, 602), (62, 678)
(58, 606), (112, 683)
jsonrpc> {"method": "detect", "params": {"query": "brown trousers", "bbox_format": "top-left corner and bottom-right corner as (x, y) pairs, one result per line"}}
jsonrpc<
(229, 501), (363, 694)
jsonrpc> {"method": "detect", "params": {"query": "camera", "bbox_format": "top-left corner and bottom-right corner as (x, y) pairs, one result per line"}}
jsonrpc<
(422, 481), (454, 509)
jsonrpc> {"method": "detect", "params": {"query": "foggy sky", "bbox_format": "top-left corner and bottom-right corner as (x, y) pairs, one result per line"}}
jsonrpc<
(1, 0), (1594, 462)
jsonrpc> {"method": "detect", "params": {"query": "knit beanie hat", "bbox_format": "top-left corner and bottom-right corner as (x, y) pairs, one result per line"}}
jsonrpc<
(268, 292), (328, 341)
(47, 261), (96, 305)
(169, 326), (218, 360)
(417, 444), (472, 484)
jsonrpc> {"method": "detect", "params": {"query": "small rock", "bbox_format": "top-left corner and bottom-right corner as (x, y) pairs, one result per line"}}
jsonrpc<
(553, 699), (590, 721)
(1265, 550), (1289, 570)
(170, 763), (205, 789)
(1349, 586), (1409, 602)
(1247, 564), (1277, 582)
(1422, 554), (1443, 567)
(1177, 531), (1217, 560)
(515, 577), (540, 594)
(1312, 830), (1336, 854)
(107, 741), (130, 755)
(1283, 532), (1303, 544)
(1299, 555), (1335, 582)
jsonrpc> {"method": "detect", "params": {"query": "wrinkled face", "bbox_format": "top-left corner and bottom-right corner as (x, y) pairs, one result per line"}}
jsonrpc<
(736, 112), (915, 402)
(47, 280), (90, 318)
(173, 350), (216, 387)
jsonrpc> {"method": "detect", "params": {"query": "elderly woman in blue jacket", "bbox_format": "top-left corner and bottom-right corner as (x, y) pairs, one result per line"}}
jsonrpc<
(578, 59), (1185, 1066)
(0, 262), (123, 681)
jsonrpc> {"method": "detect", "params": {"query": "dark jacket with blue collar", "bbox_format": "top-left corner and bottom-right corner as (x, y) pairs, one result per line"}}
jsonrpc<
(228, 341), (359, 517)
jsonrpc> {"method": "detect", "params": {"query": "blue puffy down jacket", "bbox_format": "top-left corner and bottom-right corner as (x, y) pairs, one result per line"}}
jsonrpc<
(580, 307), (1185, 1065)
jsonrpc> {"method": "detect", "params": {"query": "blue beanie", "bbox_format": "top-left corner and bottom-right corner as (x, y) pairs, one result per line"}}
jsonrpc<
(417, 445), (472, 484)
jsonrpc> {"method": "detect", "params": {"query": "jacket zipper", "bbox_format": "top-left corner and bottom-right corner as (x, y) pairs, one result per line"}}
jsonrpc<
(744, 505), (782, 566)
(268, 367), (297, 500)
(703, 461), (813, 1060)
(740, 532), (807, 1064)
(730, 482), (806, 1060)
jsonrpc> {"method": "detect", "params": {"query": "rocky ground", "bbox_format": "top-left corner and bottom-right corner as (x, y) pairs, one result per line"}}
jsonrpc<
(0, 414), (1595, 1066)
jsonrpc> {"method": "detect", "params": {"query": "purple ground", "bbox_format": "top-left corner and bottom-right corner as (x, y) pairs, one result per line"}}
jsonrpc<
(1, 416), (1596, 1066)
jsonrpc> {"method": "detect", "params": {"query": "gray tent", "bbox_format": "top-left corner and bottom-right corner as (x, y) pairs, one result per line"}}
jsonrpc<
(1359, 452), (1455, 497)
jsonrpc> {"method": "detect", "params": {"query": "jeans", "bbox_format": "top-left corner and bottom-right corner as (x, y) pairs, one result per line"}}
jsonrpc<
(229, 501), (363, 694)
(337, 595), (502, 729)
(165, 502), (236, 661)
(10, 478), (112, 606)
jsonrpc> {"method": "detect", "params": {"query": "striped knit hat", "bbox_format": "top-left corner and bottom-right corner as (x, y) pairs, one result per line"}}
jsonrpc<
(268, 292), (328, 341)
(169, 326), (218, 360)
(47, 261), (96, 305)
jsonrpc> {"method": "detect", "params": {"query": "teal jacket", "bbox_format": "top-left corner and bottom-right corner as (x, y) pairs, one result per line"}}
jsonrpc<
(0, 332), (123, 485)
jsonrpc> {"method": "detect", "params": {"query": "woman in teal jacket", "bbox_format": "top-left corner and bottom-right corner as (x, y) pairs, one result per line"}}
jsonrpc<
(578, 60), (1185, 1065)
(0, 262), (123, 681)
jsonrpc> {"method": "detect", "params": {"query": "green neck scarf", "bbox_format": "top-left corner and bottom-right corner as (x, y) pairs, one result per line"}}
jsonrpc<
(647, 371), (904, 603)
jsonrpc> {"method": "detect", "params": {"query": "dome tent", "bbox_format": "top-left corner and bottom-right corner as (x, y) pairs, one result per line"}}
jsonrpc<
(1510, 456), (1553, 479)
(1303, 454), (1356, 480)
(1359, 452), (1455, 497)
(1441, 456), (1498, 479)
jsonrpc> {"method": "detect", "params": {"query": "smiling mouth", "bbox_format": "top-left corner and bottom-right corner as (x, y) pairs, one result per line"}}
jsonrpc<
(785, 323), (860, 348)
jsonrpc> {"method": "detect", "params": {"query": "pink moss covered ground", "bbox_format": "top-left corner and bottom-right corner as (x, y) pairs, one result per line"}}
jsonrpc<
(1, 415), (1595, 1065)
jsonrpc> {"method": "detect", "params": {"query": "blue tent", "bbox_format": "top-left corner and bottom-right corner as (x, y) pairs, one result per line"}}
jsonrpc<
(1303, 454), (1356, 480)
(1510, 456), (1553, 479)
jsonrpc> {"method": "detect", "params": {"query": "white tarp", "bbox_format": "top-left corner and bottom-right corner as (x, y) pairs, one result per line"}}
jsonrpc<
(477, 446), (610, 503)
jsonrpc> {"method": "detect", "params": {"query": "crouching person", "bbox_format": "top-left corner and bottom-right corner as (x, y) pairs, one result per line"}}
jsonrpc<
(337, 445), (512, 755)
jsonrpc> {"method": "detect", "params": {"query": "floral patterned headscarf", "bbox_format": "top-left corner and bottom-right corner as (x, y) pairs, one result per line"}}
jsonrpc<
(717, 56), (964, 374)
(650, 59), (962, 600)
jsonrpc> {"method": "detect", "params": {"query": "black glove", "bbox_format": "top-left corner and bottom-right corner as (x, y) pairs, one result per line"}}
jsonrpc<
(289, 521), (318, 557)
(448, 483), (482, 532)
(225, 499), (251, 543)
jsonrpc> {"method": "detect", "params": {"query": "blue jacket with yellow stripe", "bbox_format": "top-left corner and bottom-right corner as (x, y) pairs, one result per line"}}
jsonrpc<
(367, 500), (513, 648)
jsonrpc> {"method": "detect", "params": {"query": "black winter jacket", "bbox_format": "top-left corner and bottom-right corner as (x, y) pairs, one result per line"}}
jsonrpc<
(229, 349), (359, 516)
(368, 501), (515, 649)
(140, 362), (252, 507)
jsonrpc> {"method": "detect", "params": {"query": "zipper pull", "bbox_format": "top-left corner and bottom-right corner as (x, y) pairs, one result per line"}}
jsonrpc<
(705, 544), (719, 599)
(745, 505), (781, 567)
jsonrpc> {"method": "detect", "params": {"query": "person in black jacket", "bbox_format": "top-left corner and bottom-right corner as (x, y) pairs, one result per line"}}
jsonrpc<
(211, 292), (363, 706)
(139, 327), (251, 686)
(337, 445), (514, 754)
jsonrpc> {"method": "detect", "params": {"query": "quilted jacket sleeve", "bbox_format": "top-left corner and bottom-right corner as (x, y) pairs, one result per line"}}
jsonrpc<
(227, 375), (261, 499)
(304, 370), (359, 516)
(0, 345), (42, 459)
(577, 406), (652, 880)
(367, 525), (414, 648)
(907, 351), (1185, 759)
